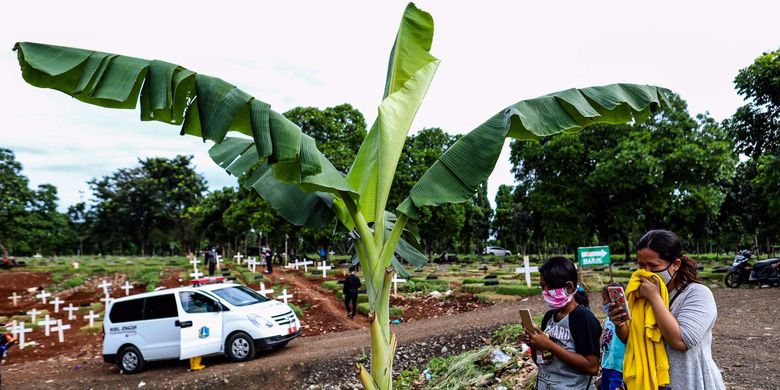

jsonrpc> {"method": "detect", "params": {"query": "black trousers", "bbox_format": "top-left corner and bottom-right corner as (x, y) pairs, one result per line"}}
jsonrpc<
(208, 261), (216, 276)
(266, 257), (273, 273)
(344, 292), (358, 317)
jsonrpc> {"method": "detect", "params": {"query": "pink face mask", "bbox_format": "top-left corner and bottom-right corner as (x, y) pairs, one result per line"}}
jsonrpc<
(542, 287), (573, 309)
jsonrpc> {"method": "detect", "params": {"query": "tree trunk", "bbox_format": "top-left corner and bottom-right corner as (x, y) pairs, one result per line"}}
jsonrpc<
(623, 234), (631, 263)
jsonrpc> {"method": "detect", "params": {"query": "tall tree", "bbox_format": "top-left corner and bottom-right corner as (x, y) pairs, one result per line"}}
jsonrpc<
(0, 148), (32, 254)
(89, 155), (206, 255)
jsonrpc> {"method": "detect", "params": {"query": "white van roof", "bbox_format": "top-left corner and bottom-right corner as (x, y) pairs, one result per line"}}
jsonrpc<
(109, 282), (241, 304)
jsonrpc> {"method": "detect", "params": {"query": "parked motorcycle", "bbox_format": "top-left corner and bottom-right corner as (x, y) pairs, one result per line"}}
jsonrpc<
(723, 250), (780, 288)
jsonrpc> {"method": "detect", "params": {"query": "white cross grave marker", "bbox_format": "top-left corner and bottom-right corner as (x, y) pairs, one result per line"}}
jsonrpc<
(8, 292), (20, 306)
(84, 310), (100, 328)
(248, 258), (258, 273)
(51, 297), (63, 313)
(189, 256), (201, 271)
(317, 261), (332, 278)
(26, 308), (40, 323)
(514, 255), (539, 288)
(36, 290), (51, 304)
(234, 252), (244, 265)
(121, 281), (133, 296)
(277, 289), (293, 304)
(392, 273), (407, 295)
(38, 314), (57, 336)
(100, 294), (113, 305)
(98, 280), (111, 296)
(300, 259), (314, 273)
(52, 319), (70, 343)
(289, 259), (302, 270)
(190, 269), (204, 279)
(258, 283), (274, 296)
(64, 304), (77, 320)
(216, 254), (223, 265)
(15, 322), (32, 349)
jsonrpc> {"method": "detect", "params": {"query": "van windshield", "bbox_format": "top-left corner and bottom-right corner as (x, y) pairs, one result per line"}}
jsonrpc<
(212, 286), (270, 307)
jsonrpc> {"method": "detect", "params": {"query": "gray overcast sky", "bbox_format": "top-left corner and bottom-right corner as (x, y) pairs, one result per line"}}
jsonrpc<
(1, 0), (778, 211)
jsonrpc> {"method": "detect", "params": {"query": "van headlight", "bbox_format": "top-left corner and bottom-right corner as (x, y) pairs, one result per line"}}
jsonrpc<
(248, 314), (274, 328)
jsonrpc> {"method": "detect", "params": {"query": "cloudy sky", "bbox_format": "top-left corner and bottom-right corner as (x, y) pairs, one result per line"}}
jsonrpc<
(1, 1), (778, 211)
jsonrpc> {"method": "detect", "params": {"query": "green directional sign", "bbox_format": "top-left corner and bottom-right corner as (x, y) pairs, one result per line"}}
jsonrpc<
(577, 246), (611, 266)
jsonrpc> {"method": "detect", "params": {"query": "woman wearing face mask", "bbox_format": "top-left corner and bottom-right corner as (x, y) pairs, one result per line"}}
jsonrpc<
(524, 256), (602, 389)
(609, 230), (725, 390)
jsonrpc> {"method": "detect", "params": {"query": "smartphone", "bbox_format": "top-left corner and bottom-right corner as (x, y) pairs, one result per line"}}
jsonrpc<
(519, 309), (535, 331)
(607, 286), (631, 321)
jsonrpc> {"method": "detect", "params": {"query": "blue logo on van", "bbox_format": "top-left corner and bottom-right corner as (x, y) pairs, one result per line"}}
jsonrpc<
(199, 326), (209, 339)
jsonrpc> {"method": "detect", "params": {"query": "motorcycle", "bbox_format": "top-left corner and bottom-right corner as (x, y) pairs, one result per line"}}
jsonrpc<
(723, 250), (780, 288)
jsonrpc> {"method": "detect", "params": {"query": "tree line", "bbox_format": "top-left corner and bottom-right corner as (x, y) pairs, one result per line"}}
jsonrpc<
(1, 48), (777, 259)
(493, 48), (780, 259)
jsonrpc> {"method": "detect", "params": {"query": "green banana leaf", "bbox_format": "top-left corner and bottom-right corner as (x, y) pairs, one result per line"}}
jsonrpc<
(13, 41), (357, 228)
(346, 3), (440, 226)
(398, 83), (672, 217)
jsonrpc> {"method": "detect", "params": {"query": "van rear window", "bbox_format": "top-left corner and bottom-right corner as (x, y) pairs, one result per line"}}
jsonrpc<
(212, 286), (269, 306)
(143, 294), (178, 320)
(109, 299), (144, 323)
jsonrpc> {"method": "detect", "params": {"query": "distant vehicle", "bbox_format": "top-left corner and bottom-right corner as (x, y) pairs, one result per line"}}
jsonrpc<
(103, 279), (300, 374)
(482, 246), (512, 256)
(724, 250), (780, 288)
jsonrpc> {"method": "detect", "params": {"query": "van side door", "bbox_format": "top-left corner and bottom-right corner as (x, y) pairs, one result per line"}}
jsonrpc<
(141, 294), (180, 360)
(176, 291), (224, 359)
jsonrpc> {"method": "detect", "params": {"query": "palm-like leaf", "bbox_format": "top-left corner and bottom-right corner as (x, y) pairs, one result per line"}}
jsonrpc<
(397, 84), (672, 217)
(346, 3), (440, 229)
(13, 41), (357, 228)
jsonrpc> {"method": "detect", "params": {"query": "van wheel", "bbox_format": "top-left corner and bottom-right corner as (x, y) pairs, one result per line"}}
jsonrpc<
(227, 333), (255, 362)
(118, 346), (145, 374)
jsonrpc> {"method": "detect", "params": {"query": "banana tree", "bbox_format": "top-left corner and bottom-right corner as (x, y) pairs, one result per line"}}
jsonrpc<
(14, 3), (670, 388)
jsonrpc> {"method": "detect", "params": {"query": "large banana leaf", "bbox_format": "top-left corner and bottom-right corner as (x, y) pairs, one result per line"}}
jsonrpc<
(398, 84), (673, 217)
(13, 42), (357, 227)
(346, 3), (440, 226)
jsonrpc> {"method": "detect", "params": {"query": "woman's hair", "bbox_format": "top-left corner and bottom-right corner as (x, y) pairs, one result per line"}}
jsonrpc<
(636, 229), (700, 288)
(540, 256), (589, 307)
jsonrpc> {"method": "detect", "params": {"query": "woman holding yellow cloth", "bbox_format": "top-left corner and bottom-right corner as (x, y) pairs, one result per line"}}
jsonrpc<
(609, 230), (725, 390)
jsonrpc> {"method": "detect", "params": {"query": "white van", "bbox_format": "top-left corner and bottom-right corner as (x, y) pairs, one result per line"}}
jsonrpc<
(102, 281), (301, 373)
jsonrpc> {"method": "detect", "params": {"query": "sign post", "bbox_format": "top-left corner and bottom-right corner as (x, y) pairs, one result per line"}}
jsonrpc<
(577, 245), (612, 285)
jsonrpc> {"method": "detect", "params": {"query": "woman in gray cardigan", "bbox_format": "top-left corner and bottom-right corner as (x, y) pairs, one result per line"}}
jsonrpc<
(609, 229), (725, 389)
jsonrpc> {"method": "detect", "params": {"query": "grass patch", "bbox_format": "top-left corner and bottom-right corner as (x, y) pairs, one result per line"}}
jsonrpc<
(80, 321), (103, 333)
(288, 303), (303, 318)
(336, 291), (369, 303)
(401, 279), (450, 293)
(495, 285), (542, 297)
(64, 275), (86, 288)
(322, 280), (340, 290)
(459, 284), (498, 294)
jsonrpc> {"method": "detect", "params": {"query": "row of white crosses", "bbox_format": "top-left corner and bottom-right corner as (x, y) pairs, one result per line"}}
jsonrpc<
(287, 258), (314, 272)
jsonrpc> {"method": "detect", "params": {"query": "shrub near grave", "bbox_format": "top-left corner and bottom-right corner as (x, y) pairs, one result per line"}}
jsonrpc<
(401, 279), (449, 293)
(322, 280), (340, 290)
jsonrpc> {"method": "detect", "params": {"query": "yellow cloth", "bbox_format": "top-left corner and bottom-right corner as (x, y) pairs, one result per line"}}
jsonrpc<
(622, 269), (670, 390)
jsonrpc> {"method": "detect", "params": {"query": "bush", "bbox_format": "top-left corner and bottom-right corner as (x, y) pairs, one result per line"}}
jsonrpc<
(495, 285), (541, 297)
(461, 277), (487, 284)
(493, 324), (525, 344)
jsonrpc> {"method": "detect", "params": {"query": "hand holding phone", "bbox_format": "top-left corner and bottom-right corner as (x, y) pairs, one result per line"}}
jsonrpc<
(608, 286), (631, 321)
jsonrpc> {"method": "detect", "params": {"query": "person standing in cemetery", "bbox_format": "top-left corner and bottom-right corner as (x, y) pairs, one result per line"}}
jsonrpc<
(523, 256), (601, 389)
(207, 245), (218, 276)
(264, 248), (273, 274)
(609, 229), (725, 390)
(343, 266), (361, 319)
(600, 283), (626, 390)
